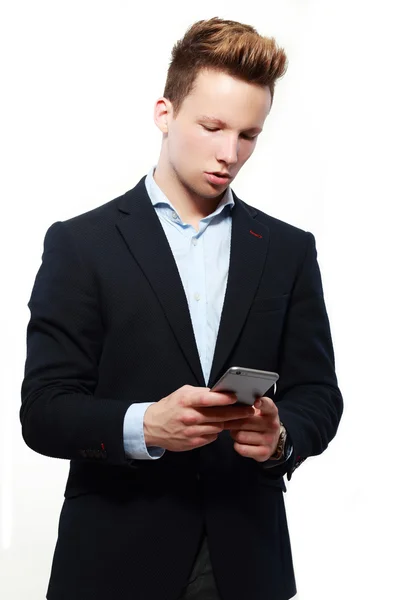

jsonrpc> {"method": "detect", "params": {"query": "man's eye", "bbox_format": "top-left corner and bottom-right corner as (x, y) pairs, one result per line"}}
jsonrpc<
(201, 125), (257, 140)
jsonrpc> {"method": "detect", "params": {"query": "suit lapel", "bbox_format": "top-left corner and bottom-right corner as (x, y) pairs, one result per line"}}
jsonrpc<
(115, 178), (205, 386)
(208, 194), (270, 386)
(115, 178), (270, 389)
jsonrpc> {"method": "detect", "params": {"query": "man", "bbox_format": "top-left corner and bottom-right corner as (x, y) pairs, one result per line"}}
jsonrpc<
(21, 17), (343, 600)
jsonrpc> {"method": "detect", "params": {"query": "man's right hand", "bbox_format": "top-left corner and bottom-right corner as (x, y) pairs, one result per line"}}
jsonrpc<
(143, 385), (254, 452)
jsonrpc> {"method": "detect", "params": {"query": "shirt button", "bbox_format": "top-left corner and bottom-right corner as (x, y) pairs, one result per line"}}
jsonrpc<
(194, 293), (200, 301)
(192, 238), (198, 246)
(172, 212), (178, 220)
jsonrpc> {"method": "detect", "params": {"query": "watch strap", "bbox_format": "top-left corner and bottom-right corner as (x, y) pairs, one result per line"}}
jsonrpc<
(269, 421), (287, 460)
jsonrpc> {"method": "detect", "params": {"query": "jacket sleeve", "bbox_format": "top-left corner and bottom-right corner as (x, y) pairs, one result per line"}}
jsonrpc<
(20, 221), (133, 466)
(273, 232), (343, 480)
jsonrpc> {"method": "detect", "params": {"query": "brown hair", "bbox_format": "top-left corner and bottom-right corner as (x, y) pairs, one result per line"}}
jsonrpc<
(163, 17), (288, 116)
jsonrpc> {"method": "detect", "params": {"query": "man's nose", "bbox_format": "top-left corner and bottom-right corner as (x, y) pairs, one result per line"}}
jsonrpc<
(216, 136), (239, 166)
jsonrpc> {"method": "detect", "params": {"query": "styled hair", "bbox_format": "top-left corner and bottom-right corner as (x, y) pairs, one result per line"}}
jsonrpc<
(163, 17), (288, 116)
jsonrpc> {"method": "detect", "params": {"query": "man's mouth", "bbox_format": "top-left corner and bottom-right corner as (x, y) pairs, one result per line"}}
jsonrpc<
(211, 172), (231, 179)
(205, 172), (232, 184)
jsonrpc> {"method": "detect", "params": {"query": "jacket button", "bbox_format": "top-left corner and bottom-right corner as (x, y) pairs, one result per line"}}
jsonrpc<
(86, 449), (94, 458)
(93, 449), (101, 459)
(79, 449), (88, 458)
(100, 450), (107, 459)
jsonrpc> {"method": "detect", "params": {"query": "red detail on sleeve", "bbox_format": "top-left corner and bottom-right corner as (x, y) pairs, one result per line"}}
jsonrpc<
(101, 443), (105, 451)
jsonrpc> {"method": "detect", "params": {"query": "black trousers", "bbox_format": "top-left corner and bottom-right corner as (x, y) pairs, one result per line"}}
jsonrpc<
(178, 534), (222, 600)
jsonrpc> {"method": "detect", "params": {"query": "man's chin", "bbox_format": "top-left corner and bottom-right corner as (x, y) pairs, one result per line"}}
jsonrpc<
(201, 179), (231, 197)
(198, 188), (228, 202)
(179, 172), (230, 201)
(201, 187), (227, 198)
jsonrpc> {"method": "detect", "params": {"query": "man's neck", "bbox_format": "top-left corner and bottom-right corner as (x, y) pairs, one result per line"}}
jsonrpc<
(153, 165), (224, 230)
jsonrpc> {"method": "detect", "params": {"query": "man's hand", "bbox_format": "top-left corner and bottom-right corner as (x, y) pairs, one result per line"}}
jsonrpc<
(223, 396), (281, 462)
(143, 385), (254, 452)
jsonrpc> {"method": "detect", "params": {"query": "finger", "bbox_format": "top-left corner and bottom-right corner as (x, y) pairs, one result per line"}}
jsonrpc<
(254, 396), (278, 416)
(233, 441), (272, 462)
(224, 418), (266, 431)
(229, 430), (267, 446)
(188, 389), (238, 408)
(223, 405), (276, 429)
(189, 424), (224, 436)
(200, 405), (254, 423)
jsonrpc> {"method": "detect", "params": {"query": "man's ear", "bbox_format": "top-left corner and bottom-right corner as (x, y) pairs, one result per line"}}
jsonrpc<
(154, 97), (171, 134)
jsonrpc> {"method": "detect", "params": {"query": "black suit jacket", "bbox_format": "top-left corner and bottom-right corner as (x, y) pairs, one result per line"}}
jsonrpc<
(21, 176), (343, 600)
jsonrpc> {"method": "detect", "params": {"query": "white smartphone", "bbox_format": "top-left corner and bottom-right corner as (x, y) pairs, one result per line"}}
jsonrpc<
(211, 367), (279, 406)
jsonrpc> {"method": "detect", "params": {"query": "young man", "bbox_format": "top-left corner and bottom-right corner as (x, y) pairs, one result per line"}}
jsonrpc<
(21, 17), (343, 600)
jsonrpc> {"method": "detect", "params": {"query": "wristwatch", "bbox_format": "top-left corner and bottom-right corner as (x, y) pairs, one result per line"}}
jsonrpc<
(269, 421), (287, 460)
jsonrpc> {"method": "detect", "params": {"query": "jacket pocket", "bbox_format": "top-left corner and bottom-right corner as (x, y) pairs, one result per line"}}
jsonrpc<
(252, 294), (290, 312)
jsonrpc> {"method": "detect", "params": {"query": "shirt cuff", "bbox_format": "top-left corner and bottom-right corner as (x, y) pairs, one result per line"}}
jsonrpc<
(123, 402), (165, 460)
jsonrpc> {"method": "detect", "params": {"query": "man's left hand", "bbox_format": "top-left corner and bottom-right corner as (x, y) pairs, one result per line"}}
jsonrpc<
(223, 396), (281, 462)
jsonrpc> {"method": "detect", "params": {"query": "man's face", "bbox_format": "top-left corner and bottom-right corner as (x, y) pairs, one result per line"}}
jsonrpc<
(160, 69), (272, 200)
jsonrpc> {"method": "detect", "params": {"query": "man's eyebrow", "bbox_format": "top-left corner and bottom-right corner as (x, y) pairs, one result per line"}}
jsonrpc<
(197, 115), (262, 133)
(198, 115), (227, 127)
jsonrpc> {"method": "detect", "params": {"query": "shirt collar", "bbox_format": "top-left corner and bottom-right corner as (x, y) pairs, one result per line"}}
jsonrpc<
(145, 166), (235, 221)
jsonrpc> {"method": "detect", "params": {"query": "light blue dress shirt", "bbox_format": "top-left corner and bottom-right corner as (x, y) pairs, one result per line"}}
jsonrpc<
(123, 166), (292, 467)
(123, 166), (234, 460)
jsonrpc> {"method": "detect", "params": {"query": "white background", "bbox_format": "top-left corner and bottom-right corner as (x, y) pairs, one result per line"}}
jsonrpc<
(1, 1), (399, 598)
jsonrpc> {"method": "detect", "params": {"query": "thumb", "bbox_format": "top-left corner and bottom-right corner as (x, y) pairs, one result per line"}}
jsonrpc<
(254, 396), (274, 414)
